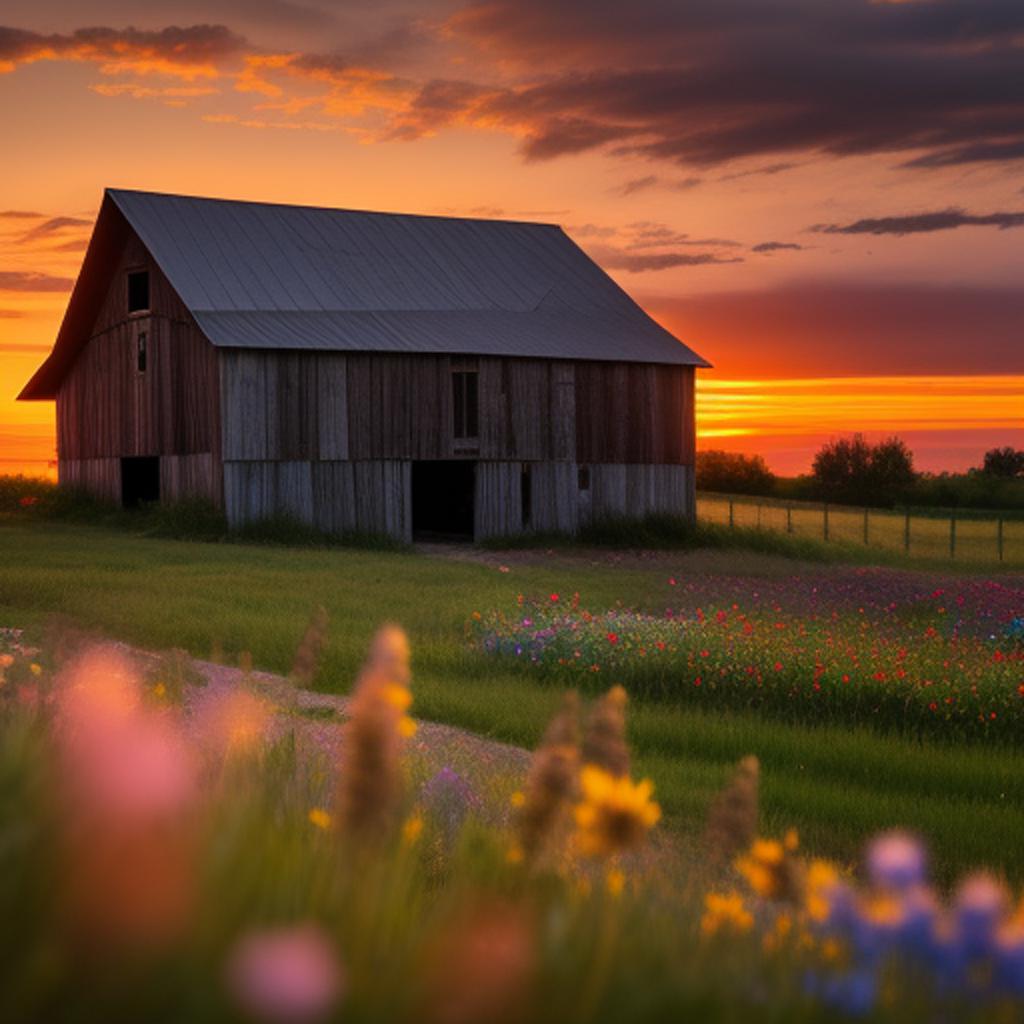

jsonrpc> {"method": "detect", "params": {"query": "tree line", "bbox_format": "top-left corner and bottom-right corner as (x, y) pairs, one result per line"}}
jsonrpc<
(697, 439), (1024, 510)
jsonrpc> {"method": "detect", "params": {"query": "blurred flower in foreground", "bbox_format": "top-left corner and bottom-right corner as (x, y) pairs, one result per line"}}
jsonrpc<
(422, 766), (481, 844)
(573, 765), (660, 859)
(736, 831), (802, 902)
(512, 691), (579, 866)
(581, 685), (630, 778)
(196, 688), (274, 759)
(702, 755), (760, 874)
(54, 646), (197, 947)
(337, 625), (414, 841)
(866, 831), (927, 893)
(421, 904), (534, 1024)
(226, 924), (344, 1024)
(701, 891), (753, 937)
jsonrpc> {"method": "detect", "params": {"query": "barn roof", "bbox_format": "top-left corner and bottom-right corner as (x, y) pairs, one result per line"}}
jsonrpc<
(20, 189), (707, 399)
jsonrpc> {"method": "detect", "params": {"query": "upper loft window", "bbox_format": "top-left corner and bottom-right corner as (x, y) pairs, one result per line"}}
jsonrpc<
(127, 270), (150, 314)
(452, 368), (479, 444)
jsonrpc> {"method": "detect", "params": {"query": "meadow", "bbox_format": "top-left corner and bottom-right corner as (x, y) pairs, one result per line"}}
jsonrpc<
(699, 492), (1024, 566)
(0, 518), (1021, 890)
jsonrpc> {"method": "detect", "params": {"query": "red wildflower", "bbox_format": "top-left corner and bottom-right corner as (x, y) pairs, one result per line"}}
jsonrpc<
(606, 633), (619, 645)
(549, 593), (559, 603)
(18, 495), (38, 508)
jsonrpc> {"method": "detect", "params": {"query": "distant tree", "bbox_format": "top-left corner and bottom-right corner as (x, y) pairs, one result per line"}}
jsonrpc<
(696, 450), (776, 495)
(982, 446), (1024, 479)
(811, 434), (915, 507)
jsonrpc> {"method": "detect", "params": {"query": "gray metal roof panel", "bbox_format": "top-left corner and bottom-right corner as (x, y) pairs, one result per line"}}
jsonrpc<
(106, 189), (708, 366)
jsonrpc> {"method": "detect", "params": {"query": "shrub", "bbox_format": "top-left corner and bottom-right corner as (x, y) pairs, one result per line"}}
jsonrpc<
(696, 450), (775, 495)
(811, 434), (915, 507)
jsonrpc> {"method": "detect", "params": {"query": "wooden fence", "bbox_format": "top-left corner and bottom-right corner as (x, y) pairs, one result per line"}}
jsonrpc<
(697, 492), (1024, 565)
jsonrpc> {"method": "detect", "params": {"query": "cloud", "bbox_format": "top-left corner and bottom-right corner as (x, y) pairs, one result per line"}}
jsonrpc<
(813, 209), (1024, 236)
(0, 24), (247, 78)
(752, 241), (804, 252)
(18, 216), (91, 245)
(589, 245), (743, 273)
(610, 175), (702, 196)
(720, 162), (799, 181)
(0, 271), (74, 292)
(434, 0), (1024, 170)
(0, 209), (44, 219)
(0, 310), (26, 320)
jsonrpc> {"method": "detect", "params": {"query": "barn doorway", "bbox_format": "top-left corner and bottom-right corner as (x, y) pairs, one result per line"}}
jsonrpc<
(121, 456), (160, 508)
(412, 460), (475, 541)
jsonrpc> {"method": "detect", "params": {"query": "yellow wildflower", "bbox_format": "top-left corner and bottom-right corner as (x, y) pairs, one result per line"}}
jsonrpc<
(153, 682), (167, 699)
(606, 867), (626, 898)
(399, 715), (417, 739)
(805, 859), (840, 922)
(402, 813), (424, 846)
(573, 765), (661, 859)
(509, 791), (526, 808)
(29, 663), (42, 677)
(383, 682), (412, 712)
(308, 807), (333, 831)
(0, 654), (14, 669)
(701, 891), (753, 937)
(736, 834), (802, 902)
(506, 844), (524, 865)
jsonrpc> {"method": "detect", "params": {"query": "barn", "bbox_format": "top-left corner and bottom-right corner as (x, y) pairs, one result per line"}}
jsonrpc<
(19, 189), (708, 542)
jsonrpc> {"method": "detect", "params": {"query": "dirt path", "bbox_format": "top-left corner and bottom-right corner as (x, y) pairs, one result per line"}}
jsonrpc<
(121, 643), (531, 821)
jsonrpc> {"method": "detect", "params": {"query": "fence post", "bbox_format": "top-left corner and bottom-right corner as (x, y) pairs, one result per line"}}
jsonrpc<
(823, 503), (830, 542)
(757, 503), (762, 529)
(786, 505), (793, 534)
(904, 511), (911, 554)
(949, 512), (956, 560)
(998, 517), (1004, 563)
(863, 507), (869, 546)
(729, 498), (734, 529)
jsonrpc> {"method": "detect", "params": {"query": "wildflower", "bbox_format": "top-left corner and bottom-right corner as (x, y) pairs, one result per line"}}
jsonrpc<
(804, 859), (840, 922)
(308, 808), (332, 831)
(402, 813), (424, 846)
(573, 765), (660, 859)
(736, 835), (802, 903)
(513, 692), (580, 865)
(701, 891), (753, 937)
(701, 755), (759, 874)
(226, 924), (344, 1024)
(421, 767), (480, 842)
(866, 831), (926, 892)
(336, 625), (414, 842)
(954, 873), (1008, 959)
(29, 662), (42, 676)
(606, 867), (626, 898)
(580, 685), (630, 778)
(18, 495), (38, 507)
(153, 682), (167, 699)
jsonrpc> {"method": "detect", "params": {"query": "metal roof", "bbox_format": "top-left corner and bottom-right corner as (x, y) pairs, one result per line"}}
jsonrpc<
(20, 189), (707, 398)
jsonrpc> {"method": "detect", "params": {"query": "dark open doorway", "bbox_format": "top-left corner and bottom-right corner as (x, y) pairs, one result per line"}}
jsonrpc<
(412, 460), (475, 541)
(121, 456), (160, 508)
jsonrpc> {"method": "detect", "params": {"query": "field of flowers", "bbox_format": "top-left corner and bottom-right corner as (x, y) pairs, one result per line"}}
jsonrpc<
(2, 623), (1023, 1023)
(468, 574), (1024, 742)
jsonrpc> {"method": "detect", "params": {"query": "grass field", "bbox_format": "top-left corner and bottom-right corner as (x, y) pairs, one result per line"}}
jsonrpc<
(699, 491), (1024, 566)
(1, 519), (1021, 886)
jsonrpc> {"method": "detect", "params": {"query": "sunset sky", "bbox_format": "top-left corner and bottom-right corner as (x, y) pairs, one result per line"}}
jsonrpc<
(2, 0), (1023, 477)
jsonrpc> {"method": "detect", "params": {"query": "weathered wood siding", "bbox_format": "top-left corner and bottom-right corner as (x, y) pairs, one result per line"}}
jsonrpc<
(223, 459), (412, 542)
(581, 464), (692, 523)
(219, 352), (694, 468)
(58, 457), (121, 503)
(475, 462), (523, 539)
(55, 229), (222, 502)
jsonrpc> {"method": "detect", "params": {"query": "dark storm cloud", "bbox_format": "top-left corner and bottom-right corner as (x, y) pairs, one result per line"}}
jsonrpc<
(813, 209), (1024, 236)
(434, 0), (1024, 170)
(0, 23), (246, 70)
(0, 271), (74, 292)
(752, 241), (803, 252)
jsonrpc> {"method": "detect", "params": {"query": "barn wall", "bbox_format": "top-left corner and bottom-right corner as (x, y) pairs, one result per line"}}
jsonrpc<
(56, 229), (222, 503)
(58, 458), (121, 503)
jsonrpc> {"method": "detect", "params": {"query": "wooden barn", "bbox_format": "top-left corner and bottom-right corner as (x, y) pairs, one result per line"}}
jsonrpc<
(19, 189), (708, 542)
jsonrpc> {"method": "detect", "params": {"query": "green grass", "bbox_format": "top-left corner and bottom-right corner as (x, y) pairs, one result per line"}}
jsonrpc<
(700, 492), (1024, 567)
(1, 520), (1021, 885)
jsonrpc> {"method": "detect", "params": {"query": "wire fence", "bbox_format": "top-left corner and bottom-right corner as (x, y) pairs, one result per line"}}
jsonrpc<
(697, 492), (1024, 566)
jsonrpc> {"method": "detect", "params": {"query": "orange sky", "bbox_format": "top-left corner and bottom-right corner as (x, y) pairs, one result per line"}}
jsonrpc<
(2, 2), (1023, 478)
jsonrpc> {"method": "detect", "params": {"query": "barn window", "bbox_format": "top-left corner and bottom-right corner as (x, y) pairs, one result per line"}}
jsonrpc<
(452, 369), (479, 442)
(136, 331), (147, 373)
(127, 270), (150, 313)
